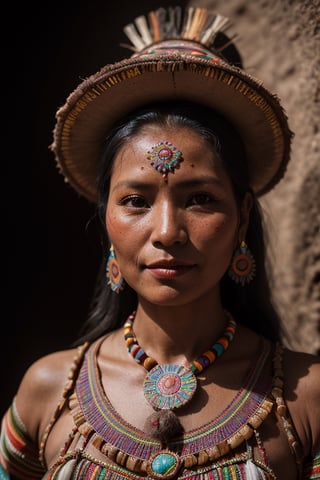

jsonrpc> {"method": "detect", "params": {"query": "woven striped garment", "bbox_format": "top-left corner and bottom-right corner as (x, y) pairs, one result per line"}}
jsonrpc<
(0, 339), (318, 479)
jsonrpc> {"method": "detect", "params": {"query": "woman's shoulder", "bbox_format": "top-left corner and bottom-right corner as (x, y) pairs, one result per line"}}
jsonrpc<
(283, 347), (320, 395)
(14, 343), (89, 441)
(21, 347), (77, 380)
(282, 347), (320, 454)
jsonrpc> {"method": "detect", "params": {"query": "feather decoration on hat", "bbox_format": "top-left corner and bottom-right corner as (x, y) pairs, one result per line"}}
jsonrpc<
(122, 6), (240, 66)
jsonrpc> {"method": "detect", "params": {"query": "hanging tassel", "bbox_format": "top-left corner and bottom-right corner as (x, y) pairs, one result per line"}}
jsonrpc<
(245, 459), (262, 480)
(244, 454), (272, 479)
(55, 458), (77, 479)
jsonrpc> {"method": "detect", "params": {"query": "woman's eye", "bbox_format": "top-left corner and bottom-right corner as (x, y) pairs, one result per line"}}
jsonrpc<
(187, 193), (214, 206)
(120, 195), (149, 208)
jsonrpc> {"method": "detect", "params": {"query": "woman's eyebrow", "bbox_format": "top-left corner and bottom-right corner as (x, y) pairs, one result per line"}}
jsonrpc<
(111, 180), (154, 192)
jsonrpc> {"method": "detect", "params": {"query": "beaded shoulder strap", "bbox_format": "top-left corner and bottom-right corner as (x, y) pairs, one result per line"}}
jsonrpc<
(38, 341), (90, 467)
(270, 343), (303, 466)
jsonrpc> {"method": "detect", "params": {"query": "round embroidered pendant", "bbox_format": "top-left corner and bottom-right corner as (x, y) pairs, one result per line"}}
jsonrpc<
(147, 450), (181, 480)
(143, 364), (197, 410)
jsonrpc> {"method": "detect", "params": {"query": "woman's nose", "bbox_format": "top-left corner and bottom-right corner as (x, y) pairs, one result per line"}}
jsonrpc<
(150, 202), (188, 247)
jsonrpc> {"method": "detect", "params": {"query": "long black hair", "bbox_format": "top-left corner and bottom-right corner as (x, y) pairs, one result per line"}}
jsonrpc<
(74, 101), (284, 345)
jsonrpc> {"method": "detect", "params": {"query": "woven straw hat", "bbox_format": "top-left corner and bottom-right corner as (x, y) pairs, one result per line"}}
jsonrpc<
(51, 6), (293, 203)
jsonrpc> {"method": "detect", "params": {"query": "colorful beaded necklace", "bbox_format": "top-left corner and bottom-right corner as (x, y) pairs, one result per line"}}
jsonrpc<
(123, 311), (237, 478)
(124, 310), (236, 414)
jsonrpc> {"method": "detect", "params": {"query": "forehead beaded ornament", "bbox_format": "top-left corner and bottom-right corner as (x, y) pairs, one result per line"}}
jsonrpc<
(147, 141), (184, 179)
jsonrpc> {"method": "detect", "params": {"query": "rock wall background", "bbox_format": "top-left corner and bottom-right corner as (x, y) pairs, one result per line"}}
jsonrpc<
(188, 0), (320, 354)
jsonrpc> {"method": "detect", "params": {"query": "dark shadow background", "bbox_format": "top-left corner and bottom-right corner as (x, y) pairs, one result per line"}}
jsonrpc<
(3, 0), (188, 417)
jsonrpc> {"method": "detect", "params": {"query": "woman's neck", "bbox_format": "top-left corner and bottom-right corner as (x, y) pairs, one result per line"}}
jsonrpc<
(132, 294), (229, 367)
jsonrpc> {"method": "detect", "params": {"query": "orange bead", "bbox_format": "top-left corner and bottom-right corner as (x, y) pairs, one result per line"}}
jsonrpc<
(218, 337), (229, 350)
(193, 360), (204, 372)
(204, 350), (216, 363)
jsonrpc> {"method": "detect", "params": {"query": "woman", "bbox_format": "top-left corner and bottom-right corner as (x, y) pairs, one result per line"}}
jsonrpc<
(1, 6), (319, 480)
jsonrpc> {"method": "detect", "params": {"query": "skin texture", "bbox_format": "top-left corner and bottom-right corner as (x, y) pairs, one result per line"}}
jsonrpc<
(11, 125), (320, 479)
(106, 126), (250, 327)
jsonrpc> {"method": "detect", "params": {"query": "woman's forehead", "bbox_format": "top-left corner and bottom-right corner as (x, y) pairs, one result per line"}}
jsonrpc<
(116, 125), (218, 163)
(114, 131), (218, 170)
(110, 128), (232, 189)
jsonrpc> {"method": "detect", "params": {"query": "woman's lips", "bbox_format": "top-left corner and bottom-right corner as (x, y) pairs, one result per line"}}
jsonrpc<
(146, 261), (195, 279)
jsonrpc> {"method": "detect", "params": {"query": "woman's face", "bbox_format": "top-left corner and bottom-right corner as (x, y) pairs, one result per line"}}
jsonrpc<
(106, 125), (250, 307)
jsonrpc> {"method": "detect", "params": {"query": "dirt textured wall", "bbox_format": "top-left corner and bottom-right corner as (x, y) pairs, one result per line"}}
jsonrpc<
(189, 0), (320, 354)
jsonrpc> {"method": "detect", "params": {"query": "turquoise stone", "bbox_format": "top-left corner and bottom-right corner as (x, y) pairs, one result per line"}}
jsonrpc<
(151, 453), (177, 475)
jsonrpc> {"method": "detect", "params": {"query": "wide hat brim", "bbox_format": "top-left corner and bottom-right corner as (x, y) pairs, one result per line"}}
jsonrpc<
(52, 51), (293, 203)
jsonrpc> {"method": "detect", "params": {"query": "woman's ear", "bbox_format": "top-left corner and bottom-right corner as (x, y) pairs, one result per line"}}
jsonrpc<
(238, 191), (253, 243)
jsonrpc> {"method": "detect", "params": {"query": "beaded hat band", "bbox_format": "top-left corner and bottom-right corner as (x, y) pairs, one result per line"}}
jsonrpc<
(51, 6), (293, 203)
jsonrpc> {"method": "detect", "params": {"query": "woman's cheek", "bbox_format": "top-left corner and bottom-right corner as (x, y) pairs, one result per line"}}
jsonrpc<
(202, 213), (233, 236)
(105, 208), (124, 239)
(203, 215), (238, 250)
(106, 209), (142, 248)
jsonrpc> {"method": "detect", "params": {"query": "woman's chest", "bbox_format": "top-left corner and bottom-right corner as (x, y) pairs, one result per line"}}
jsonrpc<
(43, 394), (300, 480)
(42, 340), (301, 479)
